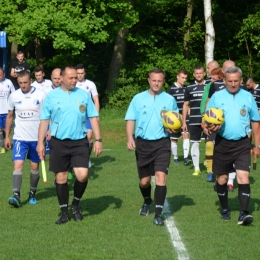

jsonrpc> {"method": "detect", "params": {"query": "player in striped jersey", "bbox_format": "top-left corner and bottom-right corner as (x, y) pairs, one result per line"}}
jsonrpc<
(182, 65), (209, 176)
(31, 66), (53, 94)
(167, 69), (191, 165)
(245, 77), (260, 111)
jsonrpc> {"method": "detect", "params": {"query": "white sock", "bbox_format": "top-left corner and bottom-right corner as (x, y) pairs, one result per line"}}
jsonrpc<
(171, 141), (178, 159)
(227, 172), (236, 185)
(183, 139), (190, 158)
(191, 142), (200, 170)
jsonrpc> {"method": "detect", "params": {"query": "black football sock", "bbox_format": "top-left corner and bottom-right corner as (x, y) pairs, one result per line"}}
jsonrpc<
(154, 185), (167, 216)
(56, 183), (69, 214)
(139, 184), (152, 205)
(216, 182), (229, 210)
(72, 179), (88, 206)
(30, 170), (40, 196)
(238, 184), (250, 213)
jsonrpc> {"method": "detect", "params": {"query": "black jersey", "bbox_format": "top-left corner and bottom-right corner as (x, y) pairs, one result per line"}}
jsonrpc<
(241, 84), (251, 92)
(209, 80), (250, 99)
(208, 80), (225, 98)
(250, 85), (260, 109)
(184, 81), (207, 125)
(167, 83), (187, 115)
(11, 60), (30, 90)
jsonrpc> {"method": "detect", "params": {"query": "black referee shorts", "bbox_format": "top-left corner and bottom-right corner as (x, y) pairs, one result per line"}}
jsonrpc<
(135, 138), (171, 179)
(213, 135), (251, 175)
(49, 137), (89, 172)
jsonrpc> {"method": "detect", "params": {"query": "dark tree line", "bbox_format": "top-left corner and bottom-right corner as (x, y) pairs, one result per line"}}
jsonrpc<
(0, 0), (260, 108)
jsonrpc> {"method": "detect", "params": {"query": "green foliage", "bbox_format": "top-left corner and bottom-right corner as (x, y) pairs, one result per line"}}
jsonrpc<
(25, 58), (37, 72)
(0, 0), (111, 54)
(105, 53), (200, 109)
(2, 0), (260, 107)
(105, 69), (140, 109)
(236, 12), (260, 52)
(105, 85), (140, 109)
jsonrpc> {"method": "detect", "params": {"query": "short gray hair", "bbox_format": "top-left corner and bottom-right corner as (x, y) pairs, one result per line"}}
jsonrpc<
(224, 66), (242, 78)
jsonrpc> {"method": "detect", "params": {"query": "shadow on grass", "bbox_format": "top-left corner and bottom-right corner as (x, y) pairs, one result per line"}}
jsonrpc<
(166, 195), (195, 213)
(88, 155), (116, 180)
(36, 186), (57, 202)
(81, 195), (123, 217)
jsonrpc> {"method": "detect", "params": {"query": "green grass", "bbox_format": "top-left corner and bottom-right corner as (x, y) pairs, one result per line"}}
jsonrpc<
(0, 108), (259, 259)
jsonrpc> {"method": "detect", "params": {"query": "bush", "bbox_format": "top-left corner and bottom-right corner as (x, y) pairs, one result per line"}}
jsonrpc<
(105, 85), (141, 109)
(105, 53), (202, 109)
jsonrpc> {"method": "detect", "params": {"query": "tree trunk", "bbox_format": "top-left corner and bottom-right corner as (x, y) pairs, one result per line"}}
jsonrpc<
(107, 0), (134, 93)
(11, 42), (18, 60)
(183, 0), (193, 59)
(244, 38), (253, 76)
(204, 0), (215, 65)
(34, 37), (43, 67)
(107, 28), (129, 93)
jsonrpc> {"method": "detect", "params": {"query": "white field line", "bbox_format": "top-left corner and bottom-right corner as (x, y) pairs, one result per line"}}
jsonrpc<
(103, 149), (189, 259)
(151, 177), (189, 260)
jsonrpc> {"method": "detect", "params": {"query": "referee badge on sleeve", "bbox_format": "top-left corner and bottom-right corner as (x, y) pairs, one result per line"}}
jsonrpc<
(79, 104), (86, 113)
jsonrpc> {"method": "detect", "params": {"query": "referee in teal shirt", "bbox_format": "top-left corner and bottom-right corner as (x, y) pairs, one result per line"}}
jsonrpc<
(37, 66), (102, 224)
(125, 68), (179, 226)
(207, 66), (260, 225)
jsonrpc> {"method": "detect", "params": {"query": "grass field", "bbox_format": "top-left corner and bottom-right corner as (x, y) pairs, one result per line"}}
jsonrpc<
(0, 109), (259, 260)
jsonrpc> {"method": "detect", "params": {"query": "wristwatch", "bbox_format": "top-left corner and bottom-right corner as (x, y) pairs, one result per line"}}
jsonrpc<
(255, 145), (260, 149)
(95, 138), (102, 142)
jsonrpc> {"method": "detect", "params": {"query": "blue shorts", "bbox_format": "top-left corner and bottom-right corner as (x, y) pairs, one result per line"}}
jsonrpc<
(12, 140), (41, 163)
(0, 114), (7, 129)
(86, 118), (92, 130)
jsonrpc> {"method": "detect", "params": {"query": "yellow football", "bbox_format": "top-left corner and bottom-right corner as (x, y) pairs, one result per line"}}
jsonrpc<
(203, 107), (225, 127)
(161, 110), (182, 130)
